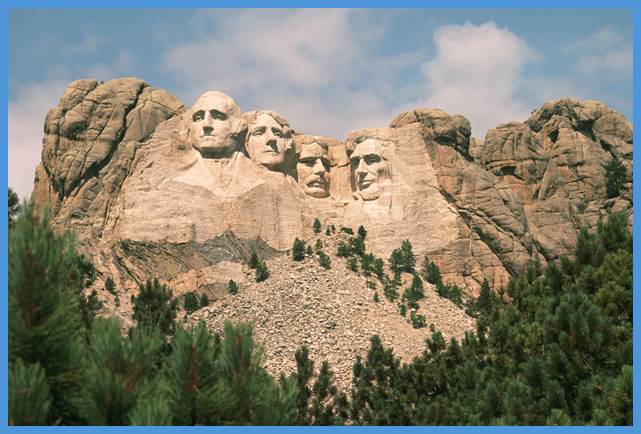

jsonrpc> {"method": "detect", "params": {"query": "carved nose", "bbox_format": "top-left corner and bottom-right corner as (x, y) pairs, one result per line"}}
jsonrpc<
(356, 159), (367, 174)
(203, 126), (213, 136)
(266, 138), (277, 149)
(313, 160), (326, 174)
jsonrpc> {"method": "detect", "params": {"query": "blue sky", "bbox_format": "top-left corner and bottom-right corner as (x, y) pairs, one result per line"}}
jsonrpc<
(8, 8), (632, 198)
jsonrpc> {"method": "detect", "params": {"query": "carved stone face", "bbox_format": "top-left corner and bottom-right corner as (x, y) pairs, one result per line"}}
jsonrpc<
(350, 139), (389, 201)
(188, 91), (242, 158)
(246, 113), (291, 170)
(297, 142), (330, 198)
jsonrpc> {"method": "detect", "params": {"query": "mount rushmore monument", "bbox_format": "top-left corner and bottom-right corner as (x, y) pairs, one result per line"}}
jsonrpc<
(31, 77), (633, 301)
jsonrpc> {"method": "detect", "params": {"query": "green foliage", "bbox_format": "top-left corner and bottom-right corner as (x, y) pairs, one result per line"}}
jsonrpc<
(382, 274), (400, 302)
(9, 204), (86, 423)
(80, 318), (163, 425)
(200, 292), (210, 307)
(389, 240), (415, 273)
(361, 253), (374, 276)
(347, 257), (358, 272)
(373, 258), (385, 280)
(423, 256), (442, 285)
(228, 279), (239, 295)
(373, 292), (380, 303)
(306, 245), (314, 256)
(604, 156), (627, 198)
(183, 292), (200, 314)
(313, 218), (322, 234)
(9, 359), (51, 425)
(357, 225), (367, 240)
(248, 250), (259, 269)
(315, 239), (323, 254)
(340, 226), (354, 235)
(409, 311), (426, 329)
(8, 187), (21, 227)
(398, 303), (406, 317)
(105, 277), (117, 295)
(131, 279), (178, 337)
(255, 260), (270, 282)
(402, 275), (425, 310)
(115, 295), (120, 307)
(292, 238), (305, 261)
(319, 251), (331, 269)
(325, 227), (331, 236)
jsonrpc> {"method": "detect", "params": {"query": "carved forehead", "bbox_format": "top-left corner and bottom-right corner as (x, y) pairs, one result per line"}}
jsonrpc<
(298, 142), (329, 160)
(351, 139), (383, 159)
(245, 110), (290, 129)
(191, 91), (240, 117)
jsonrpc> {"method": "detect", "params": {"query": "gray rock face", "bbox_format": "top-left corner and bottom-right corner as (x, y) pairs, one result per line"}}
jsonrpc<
(32, 79), (632, 299)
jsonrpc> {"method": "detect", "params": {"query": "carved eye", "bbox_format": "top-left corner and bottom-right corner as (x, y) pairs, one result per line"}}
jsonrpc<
(192, 110), (205, 122)
(365, 155), (381, 165)
(272, 128), (284, 138)
(253, 129), (264, 136)
(211, 110), (227, 121)
(350, 158), (359, 167)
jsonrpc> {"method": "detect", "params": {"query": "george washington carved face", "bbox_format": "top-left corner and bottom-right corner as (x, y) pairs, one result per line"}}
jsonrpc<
(297, 141), (330, 198)
(350, 139), (390, 201)
(188, 91), (246, 159)
(244, 112), (292, 171)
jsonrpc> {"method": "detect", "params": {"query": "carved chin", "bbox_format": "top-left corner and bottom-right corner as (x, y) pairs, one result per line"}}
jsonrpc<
(302, 184), (329, 198)
(357, 184), (382, 201)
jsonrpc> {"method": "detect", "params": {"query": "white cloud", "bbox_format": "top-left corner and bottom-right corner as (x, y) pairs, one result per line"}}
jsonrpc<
(8, 78), (70, 199)
(420, 21), (538, 138)
(565, 26), (632, 80)
(563, 25), (624, 52)
(161, 9), (405, 138)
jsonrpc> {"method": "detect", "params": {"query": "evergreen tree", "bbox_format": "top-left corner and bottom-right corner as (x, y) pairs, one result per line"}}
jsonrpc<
(313, 218), (322, 234)
(306, 245), (314, 256)
(248, 250), (259, 269)
(80, 318), (163, 425)
(200, 292), (210, 308)
(315, 239), (323, 254)
(347, 257), (358, 272)
(228, 279), (239, 295)
(361, 253), (374, 276)
(325, 227), (331, 236)
(9, 359), (51, 425)
(131, 278), (178, 337)
(604, 156), (627, 198)
(105, 277), (117, 295)
(183, 292), (199, 314)
(357, 225), (367, 240)
(294, 346), (314, 424)
(389, 240), (415, 273)
(255, 260), (269, 282)
(292, 238), (305, 261)
(8, 187), (21, 228)
(9, 204), (86, 424)
(319, 251), (331, 269)
(373, 257), (385, 280)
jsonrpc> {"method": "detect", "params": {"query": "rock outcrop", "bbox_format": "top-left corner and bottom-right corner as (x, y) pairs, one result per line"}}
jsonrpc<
(32, 78), (632, 298)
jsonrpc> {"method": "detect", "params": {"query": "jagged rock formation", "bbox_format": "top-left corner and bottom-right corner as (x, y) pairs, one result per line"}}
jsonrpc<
(32, 77), (632, 298)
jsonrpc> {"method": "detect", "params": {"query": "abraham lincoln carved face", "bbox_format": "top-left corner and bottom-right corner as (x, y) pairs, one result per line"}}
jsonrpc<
(350, 139), (390, 201)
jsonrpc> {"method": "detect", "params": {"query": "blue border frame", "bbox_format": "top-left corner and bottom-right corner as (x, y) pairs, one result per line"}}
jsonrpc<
(2, 0), (639, 431)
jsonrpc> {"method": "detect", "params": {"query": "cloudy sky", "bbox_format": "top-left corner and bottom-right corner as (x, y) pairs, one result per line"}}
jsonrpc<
(8, 8), (632, 198)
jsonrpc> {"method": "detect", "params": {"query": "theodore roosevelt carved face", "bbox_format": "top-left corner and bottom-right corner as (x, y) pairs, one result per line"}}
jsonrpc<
(297, 141), (330, 198)
(350, 139), (390, 201)
(188, 91), (246, 158)
(244, 111), (292, 171)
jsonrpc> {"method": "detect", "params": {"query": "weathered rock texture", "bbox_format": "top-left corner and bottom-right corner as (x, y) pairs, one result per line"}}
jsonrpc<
(32, 78), (632, 298)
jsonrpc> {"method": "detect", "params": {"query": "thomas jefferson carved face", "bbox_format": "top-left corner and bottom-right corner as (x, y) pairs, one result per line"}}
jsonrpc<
(350, 139), (390, 201)
(297, 142), (330, 198)
(245, 112), (291, 171)
(188, 91), (244, 158)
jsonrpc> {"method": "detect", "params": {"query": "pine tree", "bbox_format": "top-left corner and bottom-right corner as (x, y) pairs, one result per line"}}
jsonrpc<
(325, 227), (331, 236)
(604, 156), (627, 198)
(361, 253), (374, 276)
(313, 218), (322, 234)
(9, 359), (51, 425)
(248, 250), (259, 269)
(319, 251), (331, 269)
(292, 238), (305, 261)
(8, 187), (21, 228)
(80, 318), (163, 425)
(228, 279), (239, 295)
(9, 204), (86, 424)
(131, 278), (178, 337)
(156, 321), (218, 425)
(255, 260), (269, 282)
(347, 257), (358, 272)
(373, 257), (385, 280)
(306, 245), (314, 256)
(357, 225), (367, 240)
(105, 277), (117, 295)
(200, 292), (210, 308)
(183, 292), (199, 314)
(294, 346), (314, 424)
